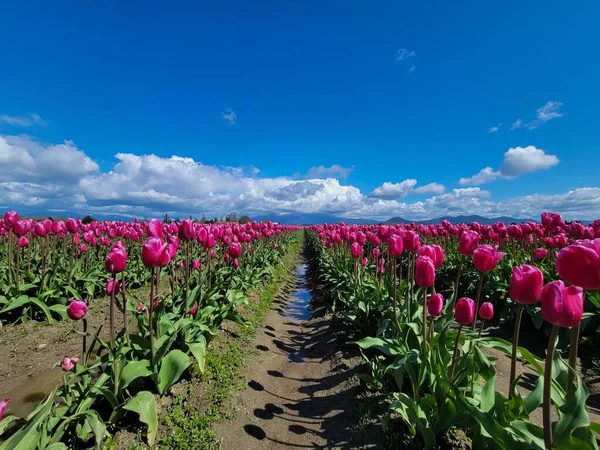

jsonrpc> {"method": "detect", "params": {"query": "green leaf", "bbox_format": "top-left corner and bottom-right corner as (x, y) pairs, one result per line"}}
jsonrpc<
(48, 304), (67, 320)
(123, 391), (158, 446)
(553, 377), (592, 447)
(120, 360), (152, 392)
(354, 337), (401, 356)
(86, 410), (107, 450)
(157, 350), (191, 395)
(0, 415), (19, 436)
(45, 444), (68, 450)
(0, 295), (30, 313)
(481, 375), (496, 413)
(28, 297), (54, 323)
(187, 338), (207, 373)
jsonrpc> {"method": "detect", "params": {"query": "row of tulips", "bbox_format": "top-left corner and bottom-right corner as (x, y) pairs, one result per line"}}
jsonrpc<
(0, 211), (300, 449)
(0, 210), (294, 325)
(306, 212), (599, 449)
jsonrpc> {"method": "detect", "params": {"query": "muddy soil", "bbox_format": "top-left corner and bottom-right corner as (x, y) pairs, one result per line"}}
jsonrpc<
(213, 264), (382, 449)
(0, 283), (156, 419)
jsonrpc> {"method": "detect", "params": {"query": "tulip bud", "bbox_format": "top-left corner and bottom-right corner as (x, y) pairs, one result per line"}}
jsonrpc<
(479, 302), (494, 320)
(60, 356), (79, 372)
(350, 242), (363, 259)
(415, 256), (436, 288)
(428, 293), (444, 317)
(458, 231), (480, 256)
(455, 297), (475, 325)
(142, 237), (171, 268)
(106, 248), (127, 273)
(228, 242), (241, 259)
(106, 278), (120, 297)
(388, 235), (404, 257)
(189, 301), (198, 315)
(0, 398), (9, 421)
(67, 300), (88, 321)
(535, 247), (549, 260)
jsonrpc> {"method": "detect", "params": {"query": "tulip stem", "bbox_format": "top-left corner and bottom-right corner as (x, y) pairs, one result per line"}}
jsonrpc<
(471, 273), (484, 331)
(509, 304), (524, 393)
(422, 287), (428, 351)
(121, 272), (129, 344)
(452, 256), (464, 311)
(82, 318), (88, 365)
(149, 267), (155, 368)
(429, 317), (435, 341)
(568, 322), (580, 392)
(544, 325), (560, 450)
(109, 273), (116, 346)
(450, 325), (463, 379)
(392, 257), (400, 331)
(478, 320), (485, 339)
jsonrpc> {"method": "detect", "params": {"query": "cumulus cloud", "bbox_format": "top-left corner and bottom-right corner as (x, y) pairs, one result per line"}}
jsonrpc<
(369, 179), (418, 200)
(413, 182), (445, 195)
(221, 108), (237, 125)
(459, 146), (558, 186)
(0, 113), (47, 127)
(303, 164), (354, 180)
(1, 134), (598, 223)
(511, 101), (564, 131)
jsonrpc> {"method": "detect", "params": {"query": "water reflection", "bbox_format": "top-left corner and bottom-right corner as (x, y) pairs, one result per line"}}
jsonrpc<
(280, 264), (312, 321)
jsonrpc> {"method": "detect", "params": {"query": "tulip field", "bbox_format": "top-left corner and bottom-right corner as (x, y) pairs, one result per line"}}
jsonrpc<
(0, 211), (300, 449)
(1, 210), (600, 449)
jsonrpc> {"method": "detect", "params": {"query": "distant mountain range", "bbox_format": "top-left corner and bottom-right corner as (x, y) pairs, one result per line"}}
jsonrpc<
(383, 215), (538, 225)
(254, 213), (537, 225)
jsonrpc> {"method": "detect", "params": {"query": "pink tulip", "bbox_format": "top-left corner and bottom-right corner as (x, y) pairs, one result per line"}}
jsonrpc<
(142, 237), (171, 268)
(273, 243), (278, 249)
(535, 248), (549, 260)
(18, 236), (28, 247)
(510, 265), (543, 305)
(472, 245), (505, 272)
(60, 356), (79, 372)
(428, 293), (444, 317)
(66, 218), (79, 233)
(479, 302), (494, 320)
(556, 240), (600, 290)
(415, 256), (435, 288)
(3, 210), (19, 228)
(361, 257), (368, 266)
(459, 231), (480, 256)
(388, 235), (404, 257)
(418, 245), (444, 269)
(192, 259), (200, 270)
(189, 301), (198, 315)
(0, 399), (9, 421)
(372, 248), (381, 259)
(79, 244), (87, 253)
(541, 212), (563, 230)
(455, 297), (475, 325)
(147, 219), (163, 238)
(136, 302), (148, 313)
(540, 281), (583, 328)
(106, 278), (120, 296)
(178, 219), (196, 241)
(350, 242), (363, 259)
(228, 242), (241, 259)
(233, 258), (239, 270)
(106, 248), (127, 273)
(402, 231), (420, 252)
(67, 300), (88, 320)
(151, 297), (161, 311)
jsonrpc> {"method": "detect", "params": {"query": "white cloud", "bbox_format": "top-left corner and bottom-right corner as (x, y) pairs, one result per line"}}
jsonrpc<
(488, 123), (502, 133)
(511, 101), (564, 131)
(395, 48), (415, 62)
(303, 165), (354, 180)
(1, 134), (597, 223)
(369, 179), (418, 200)
(510, 118), (524, 130)
(499, 145), (559, 177)
(459, 146), (558, 186)
(0, 113), (47, 127)
(221, 108), (237, 125)
(408, 65), (416, 73)
(413, 182), (445, 195)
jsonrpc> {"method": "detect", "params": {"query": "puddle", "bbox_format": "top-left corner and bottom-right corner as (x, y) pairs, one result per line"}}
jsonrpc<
(280, 264), (312, 321)
(0, 367), (63, 419)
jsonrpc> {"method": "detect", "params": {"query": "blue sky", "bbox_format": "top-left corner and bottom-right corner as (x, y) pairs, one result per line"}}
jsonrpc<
(1, 1), (600, 222)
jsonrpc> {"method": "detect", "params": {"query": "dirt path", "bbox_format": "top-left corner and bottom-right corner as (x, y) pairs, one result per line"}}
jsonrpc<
(214, 264), (379, 449)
